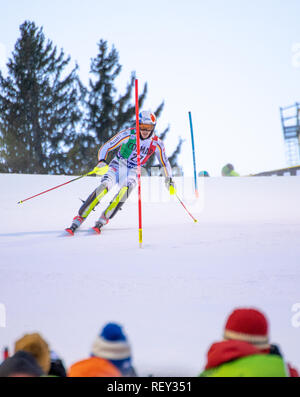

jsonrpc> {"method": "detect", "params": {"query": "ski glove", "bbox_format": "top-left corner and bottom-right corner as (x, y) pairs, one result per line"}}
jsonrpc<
(165, 177), (176, 195)
(89, 161), (109, 176)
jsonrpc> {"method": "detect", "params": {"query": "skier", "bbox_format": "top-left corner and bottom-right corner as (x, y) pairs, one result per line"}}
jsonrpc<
(65, 110), (175, 235)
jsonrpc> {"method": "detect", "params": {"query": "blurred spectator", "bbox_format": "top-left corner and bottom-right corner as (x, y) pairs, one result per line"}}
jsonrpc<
(200, 308), (299, 377)
(91, 323), (137, 377)
(68, 356), (121, 377)
(48, 350), (67, 377)
(0, 351), (44, 377)
(221, 163), (240, 176)
(14, 332), (51, 375)
(3, 347), (9, 361)
(198, 170), (210, 177)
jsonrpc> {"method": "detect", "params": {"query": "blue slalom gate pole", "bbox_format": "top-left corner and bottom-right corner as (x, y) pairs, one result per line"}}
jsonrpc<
(188, 111), (199, 198)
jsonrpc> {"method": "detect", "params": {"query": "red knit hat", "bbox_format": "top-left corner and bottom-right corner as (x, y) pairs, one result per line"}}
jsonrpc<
(223, 308), (270, 349)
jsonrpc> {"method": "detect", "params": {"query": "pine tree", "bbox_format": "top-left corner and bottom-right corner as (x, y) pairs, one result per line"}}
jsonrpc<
(0, 21), (84, 174)
(84, 39), (147, 166)
(85, 39), (183, 173)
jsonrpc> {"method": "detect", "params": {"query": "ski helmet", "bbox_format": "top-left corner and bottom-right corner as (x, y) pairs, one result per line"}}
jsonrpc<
(199, 170), (209, 177)
(139, 110), (156, 138)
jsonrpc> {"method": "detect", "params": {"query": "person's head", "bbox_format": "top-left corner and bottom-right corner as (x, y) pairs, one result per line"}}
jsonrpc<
(223, 308), (270, 350)
(91, 322), (135, 376)
(139, 110), (156, 140)
(14, 332), (51, 374)
(199, 170), (209, 177)
(221, 163), (234, 176)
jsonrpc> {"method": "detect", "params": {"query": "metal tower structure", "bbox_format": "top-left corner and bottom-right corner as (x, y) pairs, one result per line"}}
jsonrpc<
(280, 103), (300, 166)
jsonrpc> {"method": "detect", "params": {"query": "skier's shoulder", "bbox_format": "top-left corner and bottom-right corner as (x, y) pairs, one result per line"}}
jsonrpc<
(107, 127), (132, 145)
(152, 135), (165, 149)
(116, 126), (134, 137)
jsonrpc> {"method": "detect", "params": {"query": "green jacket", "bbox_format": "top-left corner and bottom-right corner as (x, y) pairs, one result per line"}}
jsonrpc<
(200, 353), (288, 377)
(221, 164), (240, 176)
(228, 170), (240, 176)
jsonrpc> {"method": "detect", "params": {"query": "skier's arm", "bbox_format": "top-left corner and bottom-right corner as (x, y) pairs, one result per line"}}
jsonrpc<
(88, 129), (132, 176)
(97, 128), (132, 162)
(154, 139), (173, 178)
(155, 139), (176, 195)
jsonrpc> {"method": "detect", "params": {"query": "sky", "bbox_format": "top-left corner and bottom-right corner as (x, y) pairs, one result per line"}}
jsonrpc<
(1, 0), (300, 176)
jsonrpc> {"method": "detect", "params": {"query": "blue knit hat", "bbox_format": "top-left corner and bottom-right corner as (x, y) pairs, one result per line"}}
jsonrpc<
(101, 323), (127, 342)
(91, 323), (136, 376)
(91, 323), (131, 361)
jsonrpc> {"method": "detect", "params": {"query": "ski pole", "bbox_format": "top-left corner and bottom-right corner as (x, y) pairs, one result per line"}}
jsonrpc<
(175, 191), (198, 223)
(17, 171), (92, 205)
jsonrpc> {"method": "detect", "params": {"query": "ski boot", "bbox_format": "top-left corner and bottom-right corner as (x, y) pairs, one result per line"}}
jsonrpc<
(65, 215), (84, 236)
(92, 215), (109, 234)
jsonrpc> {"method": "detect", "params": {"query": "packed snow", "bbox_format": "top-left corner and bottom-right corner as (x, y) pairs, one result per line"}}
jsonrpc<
(1, 173), (300, 376)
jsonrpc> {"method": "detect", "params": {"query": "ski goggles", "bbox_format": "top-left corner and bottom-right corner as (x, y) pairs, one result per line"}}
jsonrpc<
(139, 124), (154, 132)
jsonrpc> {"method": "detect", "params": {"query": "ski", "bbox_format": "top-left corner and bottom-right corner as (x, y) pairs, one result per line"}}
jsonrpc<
(63, 227), (102, 236)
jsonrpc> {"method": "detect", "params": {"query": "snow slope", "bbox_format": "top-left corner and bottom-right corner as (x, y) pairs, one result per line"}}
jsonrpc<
(1, 173), (300, 376)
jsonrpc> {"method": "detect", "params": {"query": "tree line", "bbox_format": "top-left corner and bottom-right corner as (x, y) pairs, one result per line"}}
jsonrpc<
(0, 21), (183, 175)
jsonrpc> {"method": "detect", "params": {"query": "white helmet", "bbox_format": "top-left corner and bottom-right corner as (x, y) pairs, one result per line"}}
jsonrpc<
(139, 110), (156, 138)
(139, 110), (156, 126)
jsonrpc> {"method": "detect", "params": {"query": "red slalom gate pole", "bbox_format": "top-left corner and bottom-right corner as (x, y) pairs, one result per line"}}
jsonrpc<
(135, 79), (143, 247)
